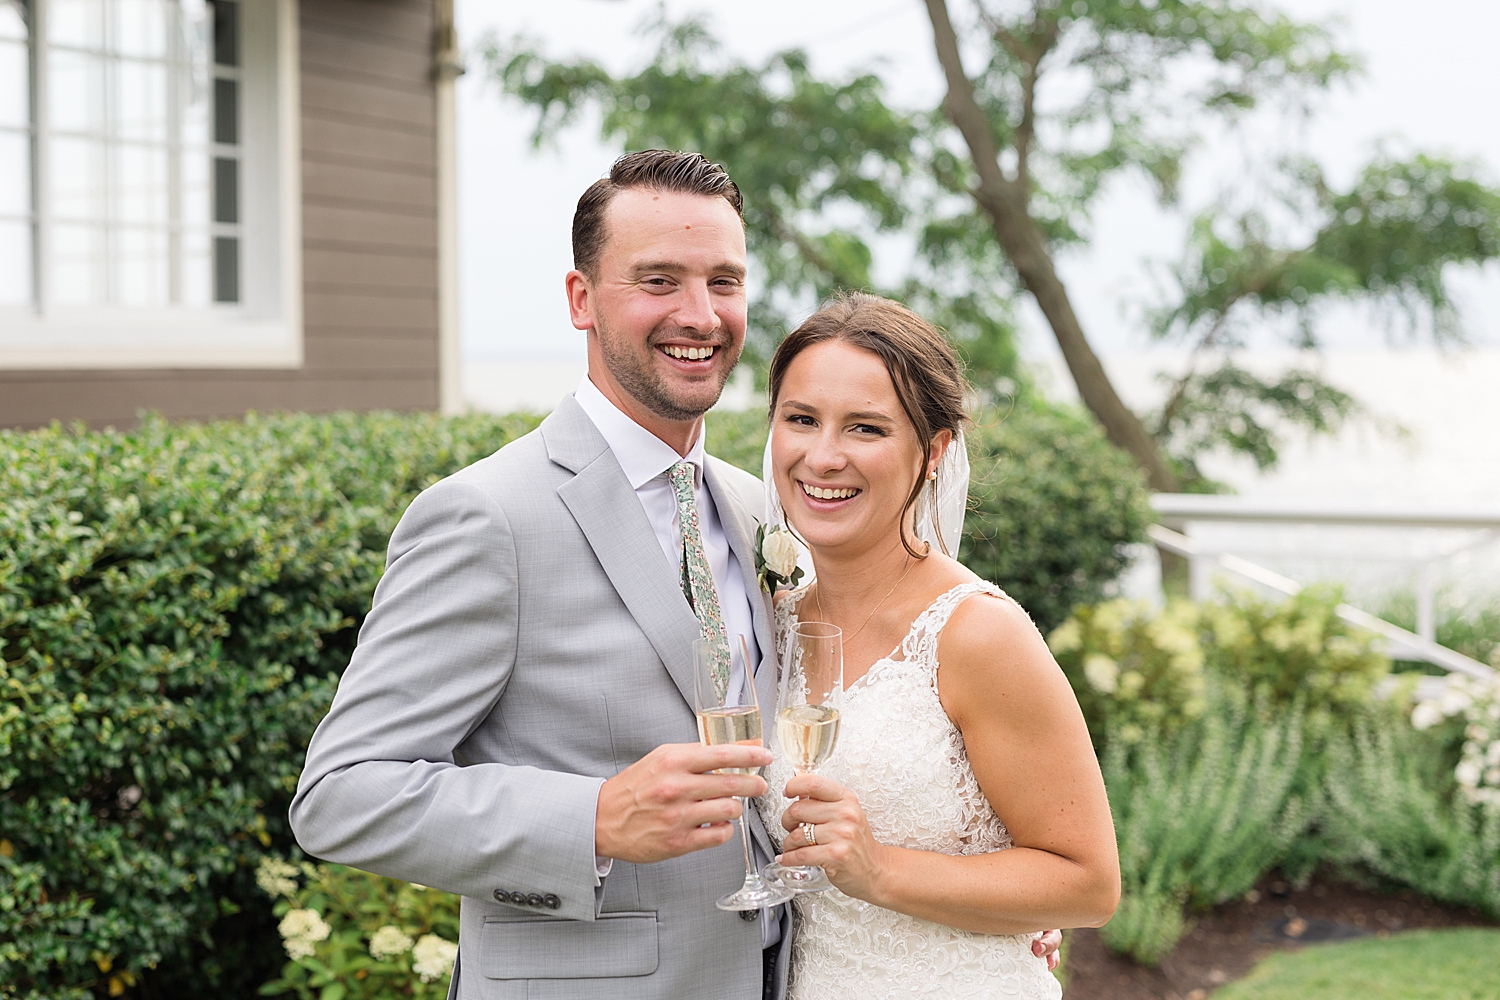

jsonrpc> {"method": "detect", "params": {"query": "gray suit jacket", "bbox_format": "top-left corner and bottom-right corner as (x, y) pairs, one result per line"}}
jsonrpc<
(290, 397), (791, 1000)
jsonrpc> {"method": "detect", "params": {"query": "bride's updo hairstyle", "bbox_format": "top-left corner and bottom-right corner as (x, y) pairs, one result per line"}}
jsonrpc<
(768, 292), (971, 559)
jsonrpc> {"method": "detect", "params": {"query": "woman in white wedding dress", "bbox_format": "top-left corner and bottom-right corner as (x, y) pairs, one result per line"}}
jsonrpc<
(757, 294), (1119, 999)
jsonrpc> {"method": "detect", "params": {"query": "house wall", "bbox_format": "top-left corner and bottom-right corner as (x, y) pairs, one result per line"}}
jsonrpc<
(0, 0), (441, 429)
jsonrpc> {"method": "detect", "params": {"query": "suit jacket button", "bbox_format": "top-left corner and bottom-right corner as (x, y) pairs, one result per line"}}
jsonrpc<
(492, 889), (507, 903)
(526, 893), (543, 907)
(543, 894), (561, 909)
(739, 908), (758, 922)
(508, 892), (528, 906)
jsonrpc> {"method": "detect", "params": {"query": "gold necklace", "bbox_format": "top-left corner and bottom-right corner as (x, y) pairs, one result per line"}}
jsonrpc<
(813, 553), (917, 643)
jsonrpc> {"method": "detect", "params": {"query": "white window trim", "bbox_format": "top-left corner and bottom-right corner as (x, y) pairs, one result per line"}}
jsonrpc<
(0, 0), (302, 370)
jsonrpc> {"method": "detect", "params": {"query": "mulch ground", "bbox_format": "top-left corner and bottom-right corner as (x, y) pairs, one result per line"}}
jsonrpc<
(1062, 871), (1500, 1000)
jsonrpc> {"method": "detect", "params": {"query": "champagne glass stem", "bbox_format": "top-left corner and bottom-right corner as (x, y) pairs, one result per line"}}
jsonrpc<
(739, 798), (756, 880)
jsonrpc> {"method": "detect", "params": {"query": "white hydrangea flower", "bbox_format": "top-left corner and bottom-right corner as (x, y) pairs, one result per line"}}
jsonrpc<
(1410, 702), (1444, 731)
(411, 934), (458, 984)
(1440, 687), (1473, 715)
(256, 857), (300, 899)
(369, 925), (414, 961)
(278, 908), (331, 961)
(1083, 653), (1118, 694)
(1456, 759), (1482, 789)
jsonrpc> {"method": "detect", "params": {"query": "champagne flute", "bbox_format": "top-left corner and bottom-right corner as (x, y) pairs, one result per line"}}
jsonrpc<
(763, 620), (843, 893)
(693, 636), (795, 912)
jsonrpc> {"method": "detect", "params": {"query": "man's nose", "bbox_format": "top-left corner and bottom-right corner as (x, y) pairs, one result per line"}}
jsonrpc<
(672, 281), (720, 335)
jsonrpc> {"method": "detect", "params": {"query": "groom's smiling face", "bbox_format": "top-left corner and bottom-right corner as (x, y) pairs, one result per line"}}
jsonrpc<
(567, 187), (748, 443)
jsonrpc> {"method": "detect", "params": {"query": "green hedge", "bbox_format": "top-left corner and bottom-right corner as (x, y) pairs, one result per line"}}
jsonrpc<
(0, 403), (1146, 998)
(0, 412), (541, 1000)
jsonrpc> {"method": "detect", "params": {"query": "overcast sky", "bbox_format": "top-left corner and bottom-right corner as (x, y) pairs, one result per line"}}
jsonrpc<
(453, 0), (1500, 363)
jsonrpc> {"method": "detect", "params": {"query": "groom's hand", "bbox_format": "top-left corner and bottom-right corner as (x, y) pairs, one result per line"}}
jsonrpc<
(594, 742), (772, 864)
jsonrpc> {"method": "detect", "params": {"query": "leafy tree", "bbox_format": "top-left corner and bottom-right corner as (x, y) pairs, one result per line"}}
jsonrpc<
(485, 2), (1500, 490)
(1148, 152), (1500, 485)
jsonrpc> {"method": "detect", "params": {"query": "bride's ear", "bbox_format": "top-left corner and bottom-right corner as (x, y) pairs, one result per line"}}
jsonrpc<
(926, 429), (954, 478)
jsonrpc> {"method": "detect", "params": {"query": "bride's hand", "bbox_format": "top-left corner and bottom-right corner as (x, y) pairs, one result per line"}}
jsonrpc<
(777, 772), (889, 902)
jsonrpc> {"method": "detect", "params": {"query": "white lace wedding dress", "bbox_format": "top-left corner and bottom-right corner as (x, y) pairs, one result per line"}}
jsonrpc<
(758, 581), (1063, 1000)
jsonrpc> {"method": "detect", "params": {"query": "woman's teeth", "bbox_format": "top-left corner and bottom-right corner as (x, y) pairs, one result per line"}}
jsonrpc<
(802, 483), (859, 500)
(661, 345), (716, 360)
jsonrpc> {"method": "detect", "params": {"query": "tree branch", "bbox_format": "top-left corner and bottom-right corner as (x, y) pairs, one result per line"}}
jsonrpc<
(924, 0), (1013, 203)
(923, 0), (1179, 491)
(989, 14), (1058, 190)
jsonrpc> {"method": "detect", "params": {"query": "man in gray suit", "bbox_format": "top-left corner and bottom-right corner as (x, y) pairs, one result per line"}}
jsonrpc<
(291, 151), (788, 999)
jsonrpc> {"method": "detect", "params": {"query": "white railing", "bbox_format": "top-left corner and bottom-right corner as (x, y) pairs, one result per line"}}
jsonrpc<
(1149, 495), (1498, 684)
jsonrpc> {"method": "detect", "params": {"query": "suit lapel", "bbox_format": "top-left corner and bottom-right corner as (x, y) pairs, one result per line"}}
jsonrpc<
(546, 400), (701, 711)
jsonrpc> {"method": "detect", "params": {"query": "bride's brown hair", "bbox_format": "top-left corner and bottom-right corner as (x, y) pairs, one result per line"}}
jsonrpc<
(767, 292), (971, 559)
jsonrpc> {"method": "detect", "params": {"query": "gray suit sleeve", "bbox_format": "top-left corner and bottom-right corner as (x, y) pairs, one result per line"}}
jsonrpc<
(289, 477), (605, 921)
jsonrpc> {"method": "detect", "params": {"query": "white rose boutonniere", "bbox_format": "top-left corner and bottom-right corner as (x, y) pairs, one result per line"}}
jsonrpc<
(755, 522), (804, 593)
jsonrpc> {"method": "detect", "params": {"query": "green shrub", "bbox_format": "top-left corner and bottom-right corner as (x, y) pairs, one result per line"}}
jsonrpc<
(961, 402), (1152, 633)
(0, 412), (539, 1000)
(1047, 599), (1208, 746)
(1100, 692), (1313, 965)
(1314, 710), (1500, 918)
(1202, 585), (1390, 724)
(1410, 673), (1500, 810)
(254, 858), (459, 999)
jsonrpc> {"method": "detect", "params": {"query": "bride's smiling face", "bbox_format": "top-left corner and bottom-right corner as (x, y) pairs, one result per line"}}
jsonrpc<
(772, 340), (946, 555)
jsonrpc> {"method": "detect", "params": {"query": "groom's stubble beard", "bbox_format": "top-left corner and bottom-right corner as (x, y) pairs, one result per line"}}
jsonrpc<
(595, 312), (743, 422)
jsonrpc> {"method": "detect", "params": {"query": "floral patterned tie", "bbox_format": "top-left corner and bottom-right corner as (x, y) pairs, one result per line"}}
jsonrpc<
(669, 461), (730, 700)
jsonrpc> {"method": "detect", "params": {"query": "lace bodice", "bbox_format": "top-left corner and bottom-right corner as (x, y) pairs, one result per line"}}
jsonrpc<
(758, 582), (1062, 999)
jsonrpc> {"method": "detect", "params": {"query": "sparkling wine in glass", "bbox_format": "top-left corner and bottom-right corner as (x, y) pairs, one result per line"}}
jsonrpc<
(693, 636), (795, 912)
(764, 620), (843, 894)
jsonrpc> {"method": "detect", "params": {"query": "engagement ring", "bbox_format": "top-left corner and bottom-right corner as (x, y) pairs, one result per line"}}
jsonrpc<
(802, 822), (817, 846)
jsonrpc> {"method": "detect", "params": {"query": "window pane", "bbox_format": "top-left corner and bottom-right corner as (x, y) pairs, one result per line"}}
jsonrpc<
(51, 221), (106, 304)
(0, 219), (31, 305)
(181, 225), (210, 306)
(213, 233), (236, 302)
(212, 0), (236, 67)
(117, 58), (168, 141)
(48, 0), (103, 49)
(213, 76), (235, 144)
(179, 147), (208, 228)
(117, 143), (167, 224)
(0, 130), (29, 216)
(115, 0), (168, 59)
(116, 225), (168, 304)
(49, 135), (105, 220)
(0, 3), (27, 42)
(212, 155), (235, 223)
(48, 48), (104, 133)
(0, 39), (28, 129)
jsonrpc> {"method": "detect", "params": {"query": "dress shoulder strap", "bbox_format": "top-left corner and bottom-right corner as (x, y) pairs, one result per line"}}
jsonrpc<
(897, 580), (1014, 676)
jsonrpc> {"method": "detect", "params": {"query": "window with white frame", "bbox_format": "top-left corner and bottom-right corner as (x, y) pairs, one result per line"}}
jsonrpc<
(0, 0), (300, 369)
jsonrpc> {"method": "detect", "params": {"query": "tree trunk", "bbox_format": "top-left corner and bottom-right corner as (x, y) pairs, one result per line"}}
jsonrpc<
(922, 0), (1179, 493)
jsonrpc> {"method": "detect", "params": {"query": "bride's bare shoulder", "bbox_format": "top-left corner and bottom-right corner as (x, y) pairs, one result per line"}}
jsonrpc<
(937, 586), (1064, 715)
(945, 587), (1045, 657)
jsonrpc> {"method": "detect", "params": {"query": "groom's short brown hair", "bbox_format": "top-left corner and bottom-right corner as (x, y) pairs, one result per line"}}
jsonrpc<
(572, 150), (744, 278)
